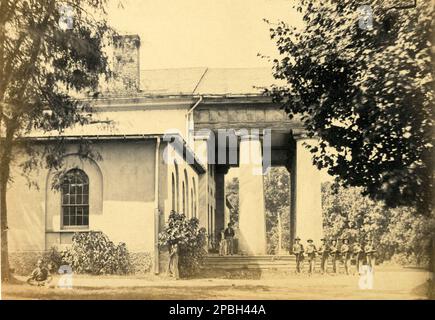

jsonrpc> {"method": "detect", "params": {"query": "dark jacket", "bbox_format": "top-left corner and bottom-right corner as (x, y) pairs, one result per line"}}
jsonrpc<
(224, 227), (235, 238)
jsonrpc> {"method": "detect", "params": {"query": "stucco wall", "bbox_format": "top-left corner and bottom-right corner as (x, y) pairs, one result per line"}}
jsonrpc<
(162, 141), (202, 224)
(7, 152), (47, 252)
(7, 139), (159, 255)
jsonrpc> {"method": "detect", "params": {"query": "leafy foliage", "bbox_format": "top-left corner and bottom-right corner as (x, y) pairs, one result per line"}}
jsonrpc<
(322, 182), (435, 265)
(225, 177), (239, 224)
(0, 0), (114, 281)
(267, 0), (433, 212)
(63, 231), (132, 275)
(42, 246), (65, 273)
(130, 252), (153, 274)
(159, 212), (207, 277)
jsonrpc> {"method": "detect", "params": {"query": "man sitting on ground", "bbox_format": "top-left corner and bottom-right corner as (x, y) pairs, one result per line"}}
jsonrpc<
(27, 259), (51, 286)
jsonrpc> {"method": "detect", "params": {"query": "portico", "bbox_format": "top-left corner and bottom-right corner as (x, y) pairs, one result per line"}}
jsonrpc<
(192, 96), (323, 254)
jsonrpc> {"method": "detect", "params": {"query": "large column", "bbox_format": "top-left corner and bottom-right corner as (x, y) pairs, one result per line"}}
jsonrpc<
(238, 134), (267, 255)
(292, 137), (323, 244)
(215, 171), (226, 235)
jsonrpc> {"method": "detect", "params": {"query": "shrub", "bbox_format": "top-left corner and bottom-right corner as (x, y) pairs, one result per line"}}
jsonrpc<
(42, 246), (65, 272)
(130, 252), (153, 274)
(63, 231), (132, 275)
(159, 211), (207, 277)
(9, 252), (42, 275)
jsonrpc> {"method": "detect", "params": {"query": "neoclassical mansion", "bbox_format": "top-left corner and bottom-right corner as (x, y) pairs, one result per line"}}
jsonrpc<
(7, 35), (322, 273)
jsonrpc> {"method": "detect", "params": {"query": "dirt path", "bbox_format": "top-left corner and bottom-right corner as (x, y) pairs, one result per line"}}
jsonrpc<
(2, 267), (431, 300)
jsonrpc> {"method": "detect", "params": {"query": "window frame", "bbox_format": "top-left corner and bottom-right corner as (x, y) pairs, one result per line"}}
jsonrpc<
(61, 169), (90, 230)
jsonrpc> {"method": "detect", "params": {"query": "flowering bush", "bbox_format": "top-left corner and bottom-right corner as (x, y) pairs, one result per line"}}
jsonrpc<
(159, 211), (207, 277)
(63, 231), (132, 275)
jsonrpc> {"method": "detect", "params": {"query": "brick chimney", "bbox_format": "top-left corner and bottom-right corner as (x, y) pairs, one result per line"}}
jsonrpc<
(112, 34), (140, 93)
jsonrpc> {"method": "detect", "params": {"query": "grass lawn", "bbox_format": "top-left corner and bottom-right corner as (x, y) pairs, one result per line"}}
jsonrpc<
(1, 265), (432, 300)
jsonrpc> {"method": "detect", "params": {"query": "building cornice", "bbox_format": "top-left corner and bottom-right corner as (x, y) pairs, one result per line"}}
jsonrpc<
(84, 94), (274, 111)
(26, 133), (207, 175)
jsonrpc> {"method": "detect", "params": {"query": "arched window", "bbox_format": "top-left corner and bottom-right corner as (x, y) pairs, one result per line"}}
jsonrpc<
(171, 173), (176, 211)
(190, 188), (194, 218)
(182, 182), (185, 214)
(174, 162), (179, 212)
(61, 169), (89, 227)
(184, 170), (189, 217)
(192, 177), (197, 217)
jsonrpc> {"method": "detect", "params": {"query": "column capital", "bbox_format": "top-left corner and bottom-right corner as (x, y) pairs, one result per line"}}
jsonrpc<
(235, 129), (263, 141)
(194, 131), (214, 141)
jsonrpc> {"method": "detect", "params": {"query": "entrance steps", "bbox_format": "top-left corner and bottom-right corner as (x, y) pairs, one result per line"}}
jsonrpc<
(203, 255), (348, 271)
(204, 255), (297, 270)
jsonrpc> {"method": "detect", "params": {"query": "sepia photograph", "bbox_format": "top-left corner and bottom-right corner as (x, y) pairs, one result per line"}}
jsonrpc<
(0, 0), (434, 304)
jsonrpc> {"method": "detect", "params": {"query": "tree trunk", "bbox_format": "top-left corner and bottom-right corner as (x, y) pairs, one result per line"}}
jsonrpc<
(277, 212), (282, 254)
(0, 176), (9, 282)
(0, 125), (14, 283)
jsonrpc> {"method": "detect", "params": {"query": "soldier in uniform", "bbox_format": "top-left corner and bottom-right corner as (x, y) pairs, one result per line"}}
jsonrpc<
(306, 239), (317, 275)
(364, 239), (377, 271)
(340, 238), (351, 275)
(318, 238), (329, 274)
(329, 239), (339, 273)
(292, 237), (304, 273)
(352, 240), (364, 274)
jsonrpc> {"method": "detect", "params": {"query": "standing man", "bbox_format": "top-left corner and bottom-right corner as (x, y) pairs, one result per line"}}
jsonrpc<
(341, 238), (351, 275)
(168, 243), (180, 280)
(318, 238), (329, 274)
(224, 222), (235, 255)
(329, 239), (339, 274)
(364, 239), (377, 271)
(292, 237), (304, 273)
(219, 228), (227, 256)
(352, 239), (364, 275)
(306, 239), (317, 275)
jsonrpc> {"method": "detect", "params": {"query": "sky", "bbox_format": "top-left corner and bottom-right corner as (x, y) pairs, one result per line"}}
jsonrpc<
(107, 0), (302, 70)
(107, 0), (332, 182)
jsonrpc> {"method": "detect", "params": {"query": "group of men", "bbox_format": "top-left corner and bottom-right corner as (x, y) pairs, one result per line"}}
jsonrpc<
(292, 237), (377, 275)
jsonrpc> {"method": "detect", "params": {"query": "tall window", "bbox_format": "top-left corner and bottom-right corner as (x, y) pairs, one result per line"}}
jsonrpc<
(61, 169), (89, 227)
(192, 177), (197, 217)
(184, 170), (189, 217)
(171, 173), (176, 211)
(182, 182), (185, 214)
(190, 189), (194, 218)
(174, 162), (179, 212)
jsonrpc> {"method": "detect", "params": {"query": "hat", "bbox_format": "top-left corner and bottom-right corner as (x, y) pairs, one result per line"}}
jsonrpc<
(307, 239), (313, 243)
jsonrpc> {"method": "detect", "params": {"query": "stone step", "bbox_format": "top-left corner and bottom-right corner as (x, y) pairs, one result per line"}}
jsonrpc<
(203, 255), (351, 270)
(205, 255), (296, 260)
